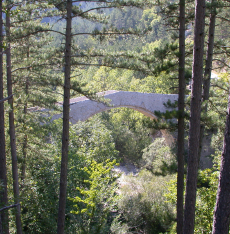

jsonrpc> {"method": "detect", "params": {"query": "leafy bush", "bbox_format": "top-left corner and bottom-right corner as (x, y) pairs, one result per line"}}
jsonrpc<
(111, 170), (175, 233)
(69, 160), (119, 234)
(195, 169), (219, 234)
(100, 108), (152, 165)
(165, 169), (219, 234)
(142, 137), (177, 175)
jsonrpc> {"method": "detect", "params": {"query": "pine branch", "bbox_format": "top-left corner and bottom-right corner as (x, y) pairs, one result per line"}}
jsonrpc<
(11, 62), (63, 74)
(208, 99), (226, 116)
(71, 61), (151, 74)
(213, 59), (230, 69)
(0, 94), (14, 104)
(72, 0), (154, 7)
(71, 30), (146, 37)
(216, 16), (230, 22)
(77, 6), (118, 16)
(12, 16), (50, 25)
(0, 203), (19, 212)
(11, 66), (33, 73)
(211, 84), (229, 92)
(13, 29), (65, 41)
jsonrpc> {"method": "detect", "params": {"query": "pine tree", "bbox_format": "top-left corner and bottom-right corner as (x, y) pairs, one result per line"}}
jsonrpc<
(198, 0), (217, 168)
(10, 6), (58, 186)
(183, 0), (206, 232)
(212, 87), (230, 234)
(57, 0), (72, 232)
(0, 0), (9, 232)
(5, 2), (23, 233)
(177, 0), (186, 232)
(4, 3), (62, 231)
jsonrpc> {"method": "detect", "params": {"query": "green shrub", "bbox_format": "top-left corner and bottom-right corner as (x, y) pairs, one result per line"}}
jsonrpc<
(142, 138), (177, 175)
(111, 170), (175, 233)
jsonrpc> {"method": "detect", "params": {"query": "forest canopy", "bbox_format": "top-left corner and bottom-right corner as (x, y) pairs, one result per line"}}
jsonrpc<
(0, 0), (230, 233)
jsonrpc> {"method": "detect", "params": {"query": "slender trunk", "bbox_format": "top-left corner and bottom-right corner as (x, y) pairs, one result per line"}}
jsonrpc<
(0, 216), (2, 234)
(21, 48), (29, 184)
(5, 6), (22, 234)
(212, 89), (230, 234)
(183, 0), (206, 233)
(0, 0), (9, 232)
(21, 87), (28, 185)
(21, 125), (27, 183)
(198, 1), (216, 162)
(177, 0), (185, 233)
(57, 1), (72, 233)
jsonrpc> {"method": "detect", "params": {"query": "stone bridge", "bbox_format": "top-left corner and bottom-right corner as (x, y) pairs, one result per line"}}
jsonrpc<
(51, 90), (178, 145)
(55, 90), (178, 124)
(50, 90), (212, 168)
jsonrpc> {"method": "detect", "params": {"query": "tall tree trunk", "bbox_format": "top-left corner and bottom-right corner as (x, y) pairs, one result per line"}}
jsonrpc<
(177, 0), (186, 233)
(0, 0), (9, 233)
(57, 1), (72, 233)
(0, 216), (2, 234)
(21, 47), (30, 185)
(183, 0), (206, 233)
(5, 5), (22, 234)
(212, 89), (230, 234)
(198, 0), (216, 165)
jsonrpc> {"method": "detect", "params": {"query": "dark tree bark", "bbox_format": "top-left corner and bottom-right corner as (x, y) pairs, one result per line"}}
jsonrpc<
(57, 1), (72, 233)
(198, 0), (216, 163)
(183, 0), (206, 233)
(5, 4), (22, 234)
(0, 216), (2, 234)
(212, 89), (230, 234)
(0, 0), (9, 232)
(177, 0), (186, 233)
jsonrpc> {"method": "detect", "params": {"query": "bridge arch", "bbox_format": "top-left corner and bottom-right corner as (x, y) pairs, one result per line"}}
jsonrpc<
(64, 90), (178, 124)
(53, 90), (178, 145)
